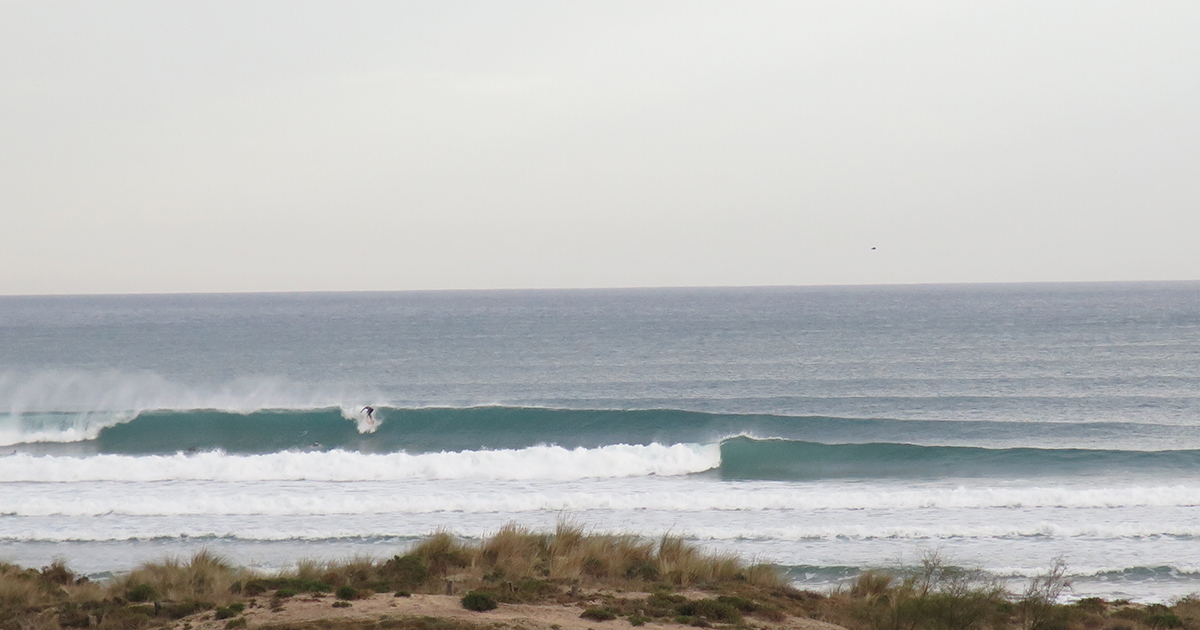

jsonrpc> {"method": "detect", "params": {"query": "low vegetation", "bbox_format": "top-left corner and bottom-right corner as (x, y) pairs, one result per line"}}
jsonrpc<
(4, 528), (1200, 630)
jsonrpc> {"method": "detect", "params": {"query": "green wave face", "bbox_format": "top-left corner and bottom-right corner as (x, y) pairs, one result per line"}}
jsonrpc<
(21, 407), (1200, 483)
(718, 436), (1200, 480)
(88, 407), (740, 455)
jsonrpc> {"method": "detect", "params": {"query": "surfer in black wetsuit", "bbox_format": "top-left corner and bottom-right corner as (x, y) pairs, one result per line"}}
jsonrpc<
(362, 406), (374, 422)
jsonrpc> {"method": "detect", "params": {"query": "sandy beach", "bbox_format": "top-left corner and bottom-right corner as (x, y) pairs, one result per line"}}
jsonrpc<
(175, 590), (844, 630)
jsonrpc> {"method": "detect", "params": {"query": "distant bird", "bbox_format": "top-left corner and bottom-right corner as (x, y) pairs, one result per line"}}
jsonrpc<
(871, 247), (877, 250)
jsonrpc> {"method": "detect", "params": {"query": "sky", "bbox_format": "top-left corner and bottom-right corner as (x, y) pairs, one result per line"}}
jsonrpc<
(2, 1), (1198, 295)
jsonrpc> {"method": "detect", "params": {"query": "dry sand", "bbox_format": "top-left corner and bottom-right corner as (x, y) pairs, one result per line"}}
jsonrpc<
(176, 591), (845, 630)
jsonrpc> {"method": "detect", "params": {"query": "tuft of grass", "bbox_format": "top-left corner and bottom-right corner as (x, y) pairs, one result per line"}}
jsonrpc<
(850, 571), (895, 599)
(463, 522), (779, 590)
(112, 550), (246, 604)
(413, 532), (472, 577)
(481, 524), (550, 580)
(0, 559), (96, 611)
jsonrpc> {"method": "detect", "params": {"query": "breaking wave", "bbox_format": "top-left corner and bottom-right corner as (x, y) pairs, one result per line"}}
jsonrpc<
(0, 442), (719, 482)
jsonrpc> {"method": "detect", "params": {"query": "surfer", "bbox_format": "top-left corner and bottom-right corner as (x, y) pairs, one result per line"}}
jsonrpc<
(362, 406), (374, 422)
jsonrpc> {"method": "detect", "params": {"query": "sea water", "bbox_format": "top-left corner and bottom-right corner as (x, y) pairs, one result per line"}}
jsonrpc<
(1, 283), (1199, 601)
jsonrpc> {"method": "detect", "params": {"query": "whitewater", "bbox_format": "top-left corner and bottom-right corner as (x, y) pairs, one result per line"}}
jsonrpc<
(2, 284), (1200, 601)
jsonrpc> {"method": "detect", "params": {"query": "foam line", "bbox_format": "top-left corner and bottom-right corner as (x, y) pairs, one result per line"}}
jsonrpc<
(0, 443), (720, 482)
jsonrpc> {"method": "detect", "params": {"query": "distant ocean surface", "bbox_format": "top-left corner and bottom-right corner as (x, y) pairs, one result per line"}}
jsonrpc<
(2, 283), (1200, 601)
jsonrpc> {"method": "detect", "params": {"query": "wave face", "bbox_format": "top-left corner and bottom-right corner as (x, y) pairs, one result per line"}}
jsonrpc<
(8, 433), (1200, 483)
(12, 404), (1200, 456)
(718, 437), (1200, 480)
(7, 406), (739, 452)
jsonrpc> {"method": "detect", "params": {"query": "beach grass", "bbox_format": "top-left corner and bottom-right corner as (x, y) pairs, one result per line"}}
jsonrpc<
(2, 527), (1199, 630)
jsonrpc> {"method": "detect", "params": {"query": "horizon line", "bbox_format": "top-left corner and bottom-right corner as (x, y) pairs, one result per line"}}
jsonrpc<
(2, 278), (1199, 299)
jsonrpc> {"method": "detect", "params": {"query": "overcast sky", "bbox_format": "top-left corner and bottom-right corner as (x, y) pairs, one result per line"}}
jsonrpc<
(2, 1), (1198, 295)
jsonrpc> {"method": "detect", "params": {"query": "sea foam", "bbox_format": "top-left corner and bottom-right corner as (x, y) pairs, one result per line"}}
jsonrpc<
(5, 478), (1200, 517)
(0, 443), (720, 482)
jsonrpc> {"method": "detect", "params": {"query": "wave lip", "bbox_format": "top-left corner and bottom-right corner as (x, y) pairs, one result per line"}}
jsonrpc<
(0, 370), (381, 447)
(0, 442), (720, 483)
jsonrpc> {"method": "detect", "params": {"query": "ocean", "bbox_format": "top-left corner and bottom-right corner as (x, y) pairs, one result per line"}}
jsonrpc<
(2, 283), (1199, 602)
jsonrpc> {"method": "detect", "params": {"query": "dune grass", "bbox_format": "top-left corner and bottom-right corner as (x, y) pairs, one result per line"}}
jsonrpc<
(405, 522), (784, 590)
(5, 527), (1200, 630)
(113, 550), (249, 605)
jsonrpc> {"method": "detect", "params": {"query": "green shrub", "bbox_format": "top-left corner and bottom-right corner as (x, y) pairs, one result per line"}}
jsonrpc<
(395, 591), (411, 597)
(125, 584), (157, 603)
(625, 562), (659, 581)
(716, 595), (756, 612)
(754, 605), (787, 622)
(57, 603), (93, 628)
(224, 619), (247, 630)
(581, 608), (616, 621)
(896, 591), (1008, 630)
(214, 607), (239, 620)
(461, 591), (498, 612)
(332, 601), (352, 608)
(382, 555), (429, 589)
(675, 599), (742, 624)
(628, 614), (648, 626)
(1075, 598), (1107, 614)
(243, 578), (331, 596)
(161, 601), (215, 619)
(648, 591), (686, 607)
(1112, 608), (1148, 623)
(336, 585), (358, 600)
(1147, 614), (1185, 629)
(98, 608), (150, 630)
(275, 588), (297, 598)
